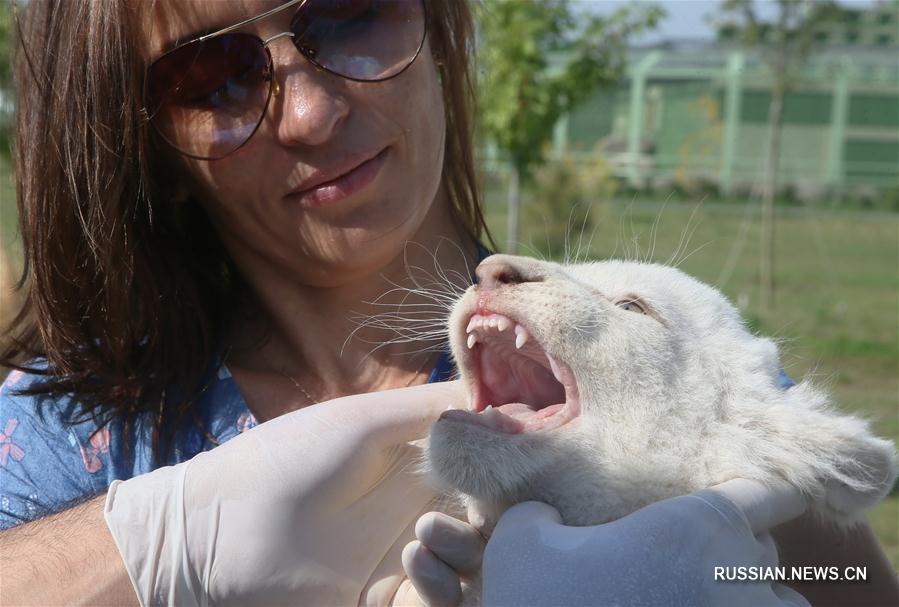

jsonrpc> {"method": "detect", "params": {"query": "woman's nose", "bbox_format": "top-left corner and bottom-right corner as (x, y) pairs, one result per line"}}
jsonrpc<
(270, 52), (350, 147)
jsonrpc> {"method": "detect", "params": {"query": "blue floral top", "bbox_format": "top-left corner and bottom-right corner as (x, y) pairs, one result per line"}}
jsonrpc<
(0, 351), (456, 529)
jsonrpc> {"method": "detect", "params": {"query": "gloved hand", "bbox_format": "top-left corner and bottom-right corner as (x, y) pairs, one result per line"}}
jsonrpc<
(402, 510), (486, 606)
(404, 479), (811, 607)
(103, 381), (465, 607)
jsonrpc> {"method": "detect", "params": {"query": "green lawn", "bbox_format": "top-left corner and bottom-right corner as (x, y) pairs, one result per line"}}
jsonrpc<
(486, 195), (899, 569)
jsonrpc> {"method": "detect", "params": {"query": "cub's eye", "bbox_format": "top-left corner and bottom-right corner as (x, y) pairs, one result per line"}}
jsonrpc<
(615, 299), (647, 314)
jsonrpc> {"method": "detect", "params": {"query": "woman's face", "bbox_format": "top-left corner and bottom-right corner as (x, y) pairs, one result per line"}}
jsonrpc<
(147, 1), (448, 287)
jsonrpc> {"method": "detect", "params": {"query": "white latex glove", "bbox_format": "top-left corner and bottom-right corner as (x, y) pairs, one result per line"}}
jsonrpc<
(404, 479), (811, 607)
(104, 381), (465, 607)
(402, 511), (486, 606)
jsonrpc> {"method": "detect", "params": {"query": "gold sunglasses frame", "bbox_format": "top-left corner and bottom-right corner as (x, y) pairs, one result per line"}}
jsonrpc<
(142, 0), (427, 160)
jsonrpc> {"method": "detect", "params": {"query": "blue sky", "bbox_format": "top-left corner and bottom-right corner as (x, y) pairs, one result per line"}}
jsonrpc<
(582, 0), (884, 43)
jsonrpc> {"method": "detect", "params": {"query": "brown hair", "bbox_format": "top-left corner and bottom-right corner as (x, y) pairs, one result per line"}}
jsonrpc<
(2, 0), (492, 456)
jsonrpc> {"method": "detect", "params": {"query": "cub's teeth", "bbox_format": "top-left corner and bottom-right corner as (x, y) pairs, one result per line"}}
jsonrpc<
(467, 333), (478, 349)
(514, 324), (529, 349)
(484, 404), (493, 412)
(497, 317), (511, 332)
(546, 353), (562, 381)
(466, 317), (477, 334)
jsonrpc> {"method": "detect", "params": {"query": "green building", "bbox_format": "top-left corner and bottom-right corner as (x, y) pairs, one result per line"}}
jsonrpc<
(556, 4), (899, 199)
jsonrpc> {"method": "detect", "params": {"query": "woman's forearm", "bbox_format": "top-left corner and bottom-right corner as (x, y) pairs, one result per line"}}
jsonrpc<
(0, 494), (138, 606)
(774, 512), (899, 607)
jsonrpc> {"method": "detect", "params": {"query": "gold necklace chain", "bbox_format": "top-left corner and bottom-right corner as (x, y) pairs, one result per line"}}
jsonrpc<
(277, 368), (317, 403)
(278, 352), (436, 405)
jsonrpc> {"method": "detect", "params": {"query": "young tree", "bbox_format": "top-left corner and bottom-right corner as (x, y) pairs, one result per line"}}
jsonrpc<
(0, 3), (13, 159)
(476, 1), (662, 253)
(714, 0), (838, 309)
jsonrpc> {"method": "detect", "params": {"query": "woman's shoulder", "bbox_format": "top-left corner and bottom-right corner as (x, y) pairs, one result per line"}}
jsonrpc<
(2, 366), (92, 428)
(1, 366), (118, 443)
(0, 363), (254, 529)
(0, 367), (93, 444)
(0, 368), (115, 528)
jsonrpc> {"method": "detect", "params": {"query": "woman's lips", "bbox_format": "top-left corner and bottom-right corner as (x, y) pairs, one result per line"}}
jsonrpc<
(287, 148), (388, 207)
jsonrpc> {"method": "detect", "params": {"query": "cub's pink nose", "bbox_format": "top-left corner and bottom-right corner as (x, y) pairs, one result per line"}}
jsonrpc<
(475, 255), (545, 291)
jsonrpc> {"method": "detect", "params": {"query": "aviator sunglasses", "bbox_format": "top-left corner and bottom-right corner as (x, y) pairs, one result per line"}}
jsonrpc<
(143, 0), (427, 160)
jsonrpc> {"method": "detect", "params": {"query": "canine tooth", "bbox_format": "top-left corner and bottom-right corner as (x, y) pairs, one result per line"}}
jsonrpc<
(466, 317), (477, 334)
(467, 333), (478, 349)
(484, 404), (494, 413)
(514, 325), (528, 349)
(497, 317), (511, 331)
(546, 353), (562, 381)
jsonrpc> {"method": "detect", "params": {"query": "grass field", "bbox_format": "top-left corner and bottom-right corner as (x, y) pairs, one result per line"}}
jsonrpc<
(485, 192), (899, 568)
(1, 156), (897, 568)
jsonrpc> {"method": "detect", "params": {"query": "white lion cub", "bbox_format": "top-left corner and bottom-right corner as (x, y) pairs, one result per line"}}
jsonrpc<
(427, 254), (897, 536)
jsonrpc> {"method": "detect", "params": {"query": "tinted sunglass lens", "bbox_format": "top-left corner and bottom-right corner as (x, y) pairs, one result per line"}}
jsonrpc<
(291, 0), (425, 81)
(147, 34), (272, 159)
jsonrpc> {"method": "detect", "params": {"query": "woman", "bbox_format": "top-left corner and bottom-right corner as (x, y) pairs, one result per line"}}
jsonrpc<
(0, 1), (895, 605)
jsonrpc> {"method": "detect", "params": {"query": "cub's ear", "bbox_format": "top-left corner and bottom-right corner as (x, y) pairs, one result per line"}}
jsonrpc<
(821, 431), (897, 522)
(750, 383), (897, 525)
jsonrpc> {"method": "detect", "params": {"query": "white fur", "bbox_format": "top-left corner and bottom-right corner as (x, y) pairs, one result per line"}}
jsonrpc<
(427, 255), (898, 529)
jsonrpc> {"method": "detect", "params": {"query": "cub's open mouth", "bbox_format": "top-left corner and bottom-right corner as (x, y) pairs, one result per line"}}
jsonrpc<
(442, 312), (581, 434)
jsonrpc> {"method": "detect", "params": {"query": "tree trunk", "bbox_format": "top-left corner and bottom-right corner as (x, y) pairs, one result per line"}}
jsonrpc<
(760, 82), (784, 310)
(506, 164), (521, 254)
